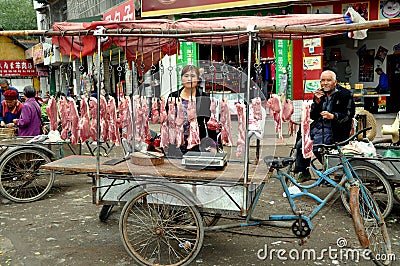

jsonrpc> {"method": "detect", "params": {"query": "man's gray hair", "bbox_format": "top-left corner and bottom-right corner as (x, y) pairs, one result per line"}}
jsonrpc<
(320, 70), (337, 81)
(0, 79), (9, 85)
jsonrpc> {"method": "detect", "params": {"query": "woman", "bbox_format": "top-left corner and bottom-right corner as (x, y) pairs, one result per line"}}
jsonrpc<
(0, 89), (22, 127)
(166, 65), (218, 156)
(14, 85), (42, 136)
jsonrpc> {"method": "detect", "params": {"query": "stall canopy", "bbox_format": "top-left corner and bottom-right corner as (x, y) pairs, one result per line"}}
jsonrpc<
(49, 14), (389, 72)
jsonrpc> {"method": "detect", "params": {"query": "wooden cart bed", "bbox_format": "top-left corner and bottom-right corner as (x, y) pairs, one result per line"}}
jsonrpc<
(41, 155), (270, 183)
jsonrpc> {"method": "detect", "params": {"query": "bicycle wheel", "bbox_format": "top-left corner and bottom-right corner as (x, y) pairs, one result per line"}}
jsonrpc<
(350, 184), (392, 266)
(119, 187), (204, 266)
(0, 149), (54, 203)
(341, 164), (393, 219)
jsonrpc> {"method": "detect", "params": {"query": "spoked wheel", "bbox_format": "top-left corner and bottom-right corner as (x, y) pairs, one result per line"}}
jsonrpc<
(0, 149), (54, 203)
(341, 164), (393, 219)
(119, 187), (204, 266)
(350, 184), (392, 266)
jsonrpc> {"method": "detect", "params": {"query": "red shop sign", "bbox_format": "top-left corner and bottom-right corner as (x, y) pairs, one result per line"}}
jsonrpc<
(0, 60), (36, 77)
(103, 0), (135, 22)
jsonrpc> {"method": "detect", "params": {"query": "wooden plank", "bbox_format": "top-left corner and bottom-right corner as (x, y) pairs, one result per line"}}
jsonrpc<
(41, 155), (270, 182)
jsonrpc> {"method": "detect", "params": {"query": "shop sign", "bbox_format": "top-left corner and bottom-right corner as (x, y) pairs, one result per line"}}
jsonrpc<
(142, 0), (294, 17)
(176, 41), (198, 86)
(274, 39), (292, 99)
(36, 66), (49, 77)
(0, 60), (36, 77)
(103, 0), (135, 21)
(33, 43), (44, 65)
(43, 43), (69, 66)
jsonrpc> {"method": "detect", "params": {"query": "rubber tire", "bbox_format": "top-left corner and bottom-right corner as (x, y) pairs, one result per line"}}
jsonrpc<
(99, 204), (114, 222)
(341, 164), (393, 219)
(350, 185), (392, 266)
(0, 149), (54, 203)
(201, 213), (221, 227)
(119, 186), (204, 266)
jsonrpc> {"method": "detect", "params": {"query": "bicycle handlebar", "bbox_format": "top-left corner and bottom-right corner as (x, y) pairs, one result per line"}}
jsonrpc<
(314, 127), (372, 150)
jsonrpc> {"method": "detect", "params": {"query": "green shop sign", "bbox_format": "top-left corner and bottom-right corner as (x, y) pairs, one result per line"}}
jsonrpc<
(274, 39), (292, 99)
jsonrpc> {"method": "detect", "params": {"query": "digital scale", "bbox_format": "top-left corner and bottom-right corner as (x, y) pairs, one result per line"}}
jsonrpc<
(182, 151), (227, 170)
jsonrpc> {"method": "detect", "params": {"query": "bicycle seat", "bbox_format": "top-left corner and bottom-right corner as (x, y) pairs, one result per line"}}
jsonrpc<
(263, 156), (294, 169)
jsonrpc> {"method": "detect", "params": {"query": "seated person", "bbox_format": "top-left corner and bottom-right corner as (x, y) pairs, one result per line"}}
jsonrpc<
(294, 70), (355, 182)
(165, 65), (219, 157)
(0, 89), (22, 128)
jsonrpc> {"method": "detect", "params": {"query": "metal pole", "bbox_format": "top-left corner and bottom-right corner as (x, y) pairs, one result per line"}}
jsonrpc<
(242, 25), (255, 216)
(94, 27), (104, 205)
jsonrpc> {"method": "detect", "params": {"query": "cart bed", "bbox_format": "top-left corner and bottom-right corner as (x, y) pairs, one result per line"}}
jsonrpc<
(41, 155), (269, 183)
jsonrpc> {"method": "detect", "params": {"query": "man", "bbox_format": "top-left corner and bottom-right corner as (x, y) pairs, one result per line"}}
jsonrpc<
(0, 79), (21, 125)
(0, 79), (21, 102)
(375, 67), (389, 93)
(294, 70), (355, 182)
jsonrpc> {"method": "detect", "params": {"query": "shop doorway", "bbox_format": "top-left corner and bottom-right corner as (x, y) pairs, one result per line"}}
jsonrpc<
(387, 54), (400, 113)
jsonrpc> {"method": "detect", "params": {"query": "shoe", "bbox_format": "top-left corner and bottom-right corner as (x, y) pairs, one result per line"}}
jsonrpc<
(295, 172), (312, 183)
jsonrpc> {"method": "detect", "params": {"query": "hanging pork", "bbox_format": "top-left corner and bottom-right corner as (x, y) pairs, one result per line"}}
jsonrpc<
(79, 95), (91, 143)
(219, 97), (232, 146)
(107, 96), (121, 146)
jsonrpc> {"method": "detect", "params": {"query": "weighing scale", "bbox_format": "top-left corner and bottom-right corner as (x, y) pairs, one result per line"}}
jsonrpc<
(182, 151), (227, 170)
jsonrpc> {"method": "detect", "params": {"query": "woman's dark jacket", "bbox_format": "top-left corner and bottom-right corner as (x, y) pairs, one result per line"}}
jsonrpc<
(310, 85), (355, 142)
(167, 88), (218, 146)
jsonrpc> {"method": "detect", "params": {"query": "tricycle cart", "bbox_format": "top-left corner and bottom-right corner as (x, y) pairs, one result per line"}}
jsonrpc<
(7, 13), (391, 265)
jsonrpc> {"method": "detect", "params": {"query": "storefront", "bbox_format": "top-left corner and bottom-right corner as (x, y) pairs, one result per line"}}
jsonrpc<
(142, 0), (400, 113)
(0, 36), (38, 92)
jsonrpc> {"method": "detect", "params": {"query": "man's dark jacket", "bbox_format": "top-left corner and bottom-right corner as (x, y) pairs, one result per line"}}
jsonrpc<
(310, 85), (355, 142)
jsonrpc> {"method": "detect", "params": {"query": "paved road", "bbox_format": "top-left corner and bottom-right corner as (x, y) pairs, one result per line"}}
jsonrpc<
(0, 113), (399, 265)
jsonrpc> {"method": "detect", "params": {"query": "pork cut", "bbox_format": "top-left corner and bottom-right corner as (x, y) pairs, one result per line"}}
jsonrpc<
(167, 98), (177, 145)
(141, 97), (151, 142)
(235, 101), (246, 157)
(159, 97), (169, 149)
(151, 97), (159, 124)
(187, 99), (200, 149)
(99, 95), (109, 142)
(59, 96), (70, 140)
(118, 96), (133, 142)
(89, 97), (98, 141)
(207, 100), (220, 131)
(252, 97), (263, 121)
(79, 96), (91, 143)
(133, 95), (144, 144)
(267, 94), (282, 139)
(219, 98), (232, 146)
(46, 97), (59, 131)
(68, 97), (80, 145)
(301, 102), (313, 158)
(175, 98), (184, 147)
(282, 99), (294, 122)
(107, 96), (121, 146)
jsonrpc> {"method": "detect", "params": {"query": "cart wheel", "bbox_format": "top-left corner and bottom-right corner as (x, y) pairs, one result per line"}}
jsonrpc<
(392, 185), (400, 203)
(350, 185), (392, 266)
(201, 213), (221, 227)
(0, 149), (54, 203)
(119, 187), (204, 266)
(99, 204), (114, 222)
(341, 164), (393, 219)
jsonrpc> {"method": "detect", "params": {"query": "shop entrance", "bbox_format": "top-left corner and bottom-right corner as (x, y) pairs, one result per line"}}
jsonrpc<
(387, 54), (400, 113)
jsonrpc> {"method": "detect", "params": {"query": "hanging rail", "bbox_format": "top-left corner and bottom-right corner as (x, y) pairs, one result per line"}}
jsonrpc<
(0, 19), (389, 38)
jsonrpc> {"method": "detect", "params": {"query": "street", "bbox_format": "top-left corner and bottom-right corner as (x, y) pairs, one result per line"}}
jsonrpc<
(0, 114), (399, 265)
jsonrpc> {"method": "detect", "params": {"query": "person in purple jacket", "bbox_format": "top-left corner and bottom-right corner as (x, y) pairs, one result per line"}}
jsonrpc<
(14, 85), (42, 136)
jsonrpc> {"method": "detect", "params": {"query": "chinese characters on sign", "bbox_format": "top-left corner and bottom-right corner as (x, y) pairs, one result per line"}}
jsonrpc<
(0, 60), (36, 77)
(103, 0), (135, 21)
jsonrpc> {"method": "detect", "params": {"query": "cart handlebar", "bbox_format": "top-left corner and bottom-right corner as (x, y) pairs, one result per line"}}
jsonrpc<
(314, 127), (372, 150)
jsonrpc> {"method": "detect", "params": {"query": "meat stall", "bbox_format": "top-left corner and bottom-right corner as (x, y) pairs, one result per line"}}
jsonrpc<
(0, 14), (389, 265)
